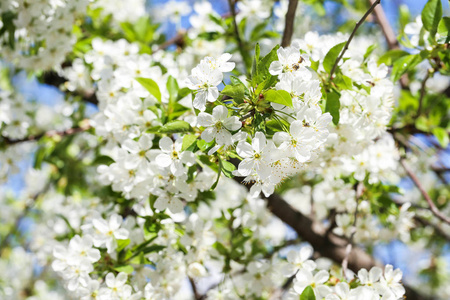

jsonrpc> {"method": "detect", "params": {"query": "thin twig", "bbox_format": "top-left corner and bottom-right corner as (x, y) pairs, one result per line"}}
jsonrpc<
(227, 0), (249, 73)
(400, 159), (450, 224)
(281, 0), (299, 47)
(342, 182), (364, 277)
(155, 30), (186, 53)
(416, 69), (432, 119)
(189, 277), (201, 300)
(370, 0), (398, 49)
(0, 183), (50, 251)
(329, 0), (381, 80)
(2, 120), (91, 146)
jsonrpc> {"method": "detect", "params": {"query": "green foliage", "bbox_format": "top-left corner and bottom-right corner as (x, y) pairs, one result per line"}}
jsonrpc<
(432, 127), (449, 148)
(421, 0), (442, 38)
(391, 55), (422, 82)
(263, 90), (293, 108)
(181, 134), (198, 151)
(135, 77), (161, 103)
(325, 91), (340, 125)
(299, 286), (316, 300)
(148, 120), (193, 134)
(323, 42), (346, 74)
(378, 50), (409, 66)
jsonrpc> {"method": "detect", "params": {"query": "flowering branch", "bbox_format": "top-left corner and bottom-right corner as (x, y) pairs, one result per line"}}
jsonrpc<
(329, 0), (381, 80)
(281, 0), (299, 47)
(400, 158), (450, 225)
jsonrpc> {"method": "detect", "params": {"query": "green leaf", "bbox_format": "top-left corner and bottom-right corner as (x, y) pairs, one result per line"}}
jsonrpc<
(323, 42), (346, 74)
(221, 84), (246, 103)
(432, 127), (449, 148)
(438, 17), (450, 43)
(378, 50), (409, 66)
(150, 120), (192, 134)
(263, 90), (293, 108)
(135, 77), (161, 103)
(438, 17), (450, 36)
(182, 134), (198, 151)
(326, 91), (340, 125)
(213, 242), (228, 256)
(391, 54), (422, 82)
(421, 0), (442, 38)
(114, 265), (134, 274)
(220, 159), (235, 178)
(166, 75), (179, 104)
(299, 286), (316, 300)
(141, 244), (165, 254)
(253, 45), (280, 86)
(117, 239), (130, 252)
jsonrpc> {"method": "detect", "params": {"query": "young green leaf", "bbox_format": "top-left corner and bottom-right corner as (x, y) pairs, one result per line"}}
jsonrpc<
(263, 90), (293, 108)
(157, 120), (192, 134)
(323, 42), (346, 74)
(114, 265), (134, 274)
(166, 75), (179, 104)
(220, 159), (236, 178)
(421, 0), (442, 38)
(391, 54), (421, 82)
(182, 134), (198, 151)
(432, 127), (449, 148)
(222, 84), (246, 103)
(135, 77), (161, 103)
(378, 50), (409, 66)
(326, 91), (340, 125)
(299, 286), (316, 300)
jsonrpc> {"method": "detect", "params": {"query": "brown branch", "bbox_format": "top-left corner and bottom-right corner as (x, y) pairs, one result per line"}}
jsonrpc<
(329, 0), (380, 80)
(229, 159), (428, 300)
(400, 158), (450, 225)
(189, 277), (201, 300)
(341, 182), (364, 277)
(369, 0), (410, 88)
(2, 120), (91, 146)
(370, 0), (398, 49)
(154, 30), (186, 53)
(41, 71), (98, 105)
(416, 69), (432, 119)
(281, 0), (299, 47)
(0, 183), (50, 252)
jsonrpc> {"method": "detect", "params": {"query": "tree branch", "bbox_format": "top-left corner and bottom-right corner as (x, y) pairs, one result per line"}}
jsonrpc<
(281, 0), (299, 47)
(400, 158), (450, 225)
(370, 0), (398, 49)
(2, 120), (91, 146)
(416, 69), (432, 119)
(227, 0), (250, 73)
(329, 0), (380, 80)
(342, 182), (363, 277)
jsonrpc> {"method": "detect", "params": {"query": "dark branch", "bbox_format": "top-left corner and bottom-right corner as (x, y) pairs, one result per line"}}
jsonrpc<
(400, 158), (450, 225)
(281, 0), (299, 47)
(2, 121), (91, 146)
(329, 0), (381, 80)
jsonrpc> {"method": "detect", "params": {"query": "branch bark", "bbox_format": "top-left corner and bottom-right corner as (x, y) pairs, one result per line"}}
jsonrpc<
(370, 0), (398, 49)
(329, 0), (380, 80)
(2, 121), (91, 146)
(281, 0), (299, 47)
(400, 158), (450, 225)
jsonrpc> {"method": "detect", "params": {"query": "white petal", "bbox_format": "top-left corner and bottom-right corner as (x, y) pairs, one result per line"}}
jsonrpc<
(212, 105), (228, 121)
(159, 137), (173, 152)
